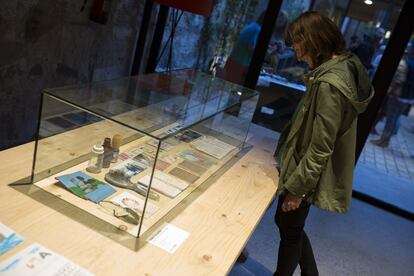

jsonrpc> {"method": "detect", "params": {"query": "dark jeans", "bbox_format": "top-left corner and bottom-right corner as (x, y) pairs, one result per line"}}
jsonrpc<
(381, 95), (407, 142)
(274, 195), (318, 276)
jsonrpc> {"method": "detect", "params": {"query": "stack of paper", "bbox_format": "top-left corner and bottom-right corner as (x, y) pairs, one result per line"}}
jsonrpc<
(139, 171), (189, 198)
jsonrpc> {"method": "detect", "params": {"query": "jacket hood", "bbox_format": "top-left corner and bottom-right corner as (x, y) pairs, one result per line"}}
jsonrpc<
(306, 52), (374, 114)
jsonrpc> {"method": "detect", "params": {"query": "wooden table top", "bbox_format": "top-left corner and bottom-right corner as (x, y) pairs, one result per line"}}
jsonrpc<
(0, 124), (278, 276)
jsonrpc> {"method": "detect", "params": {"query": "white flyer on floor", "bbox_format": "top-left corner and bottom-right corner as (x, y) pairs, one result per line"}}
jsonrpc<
(147, 223), (189, 254)
(0, 243), (93, 276)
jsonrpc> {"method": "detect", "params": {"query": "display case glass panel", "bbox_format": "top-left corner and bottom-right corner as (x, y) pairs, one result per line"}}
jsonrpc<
(31, 69), (259, 238)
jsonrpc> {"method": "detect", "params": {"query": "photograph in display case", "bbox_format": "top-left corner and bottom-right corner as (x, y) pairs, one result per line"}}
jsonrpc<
(56, 171), (116, 203)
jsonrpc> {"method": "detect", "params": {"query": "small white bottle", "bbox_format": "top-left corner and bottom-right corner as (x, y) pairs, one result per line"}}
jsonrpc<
(86, 142), (104, 173)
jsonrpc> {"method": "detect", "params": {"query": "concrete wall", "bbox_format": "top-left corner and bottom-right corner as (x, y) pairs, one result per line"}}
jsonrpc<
(0, 0), (143, 150)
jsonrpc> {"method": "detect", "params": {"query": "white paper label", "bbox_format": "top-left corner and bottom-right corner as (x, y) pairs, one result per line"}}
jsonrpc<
(147, 223), (189, 254)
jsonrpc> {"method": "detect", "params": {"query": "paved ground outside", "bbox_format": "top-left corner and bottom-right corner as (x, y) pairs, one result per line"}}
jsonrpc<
(355, 109), (414, 212)
(360, 112), (414, 182)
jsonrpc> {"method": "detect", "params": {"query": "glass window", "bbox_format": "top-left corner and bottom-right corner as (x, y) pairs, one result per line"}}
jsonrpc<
(354, 36), (414, 213)
(154, 0), (269, 86)
(255, 0), (405, 132)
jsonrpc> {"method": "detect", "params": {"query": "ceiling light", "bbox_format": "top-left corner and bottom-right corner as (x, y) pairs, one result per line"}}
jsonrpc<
(364, 0), (373, 5)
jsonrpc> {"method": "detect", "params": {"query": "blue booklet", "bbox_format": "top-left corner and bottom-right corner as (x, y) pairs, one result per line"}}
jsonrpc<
(56, 171), (116, 203)
(0, 223), (25, 256)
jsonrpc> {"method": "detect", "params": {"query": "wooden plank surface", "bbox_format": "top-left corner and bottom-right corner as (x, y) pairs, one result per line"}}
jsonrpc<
(0, 124), (279, 276)
(32, 111), (251, 237)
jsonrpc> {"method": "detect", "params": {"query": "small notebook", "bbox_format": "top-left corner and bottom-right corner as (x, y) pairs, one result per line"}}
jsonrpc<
(139, 175), (181, 198)
(178, 159), (208, 176)
(154, 171), (190, 190)
(169, 167), (199, 184)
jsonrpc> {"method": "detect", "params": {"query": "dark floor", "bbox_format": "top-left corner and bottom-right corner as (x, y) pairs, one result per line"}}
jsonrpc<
(229, 197), (414, 276)
(232, 106), (414, 275)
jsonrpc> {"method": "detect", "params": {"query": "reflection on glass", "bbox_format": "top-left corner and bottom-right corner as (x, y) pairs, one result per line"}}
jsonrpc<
(256, 0), (405, 132)
(45, 69), (257, 139)
(220, 12), (266, 85)
(155, 1), (269, 85)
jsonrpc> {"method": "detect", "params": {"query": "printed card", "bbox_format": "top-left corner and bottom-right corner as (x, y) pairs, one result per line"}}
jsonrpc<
(0, 243), (93, 276)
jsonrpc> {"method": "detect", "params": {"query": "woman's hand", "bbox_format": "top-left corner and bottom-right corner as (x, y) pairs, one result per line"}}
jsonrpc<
(282, 192), (302, 212)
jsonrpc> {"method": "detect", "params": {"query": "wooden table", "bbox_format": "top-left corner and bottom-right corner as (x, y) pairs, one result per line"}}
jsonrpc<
(0, 124), (278, 276)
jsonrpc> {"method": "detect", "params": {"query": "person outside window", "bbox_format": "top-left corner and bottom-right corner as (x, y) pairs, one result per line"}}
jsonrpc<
(371, 45), (414, 147)
(273, 12), (374, 275)
(351, 27), (385, 72)
(220, 12), (265, 85)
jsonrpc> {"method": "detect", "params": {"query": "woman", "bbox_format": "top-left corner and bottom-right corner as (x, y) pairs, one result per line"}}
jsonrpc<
(273, 12), (374, 275)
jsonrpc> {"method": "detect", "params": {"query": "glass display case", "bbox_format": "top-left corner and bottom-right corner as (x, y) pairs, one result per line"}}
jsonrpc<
(31, 69), (259, 238)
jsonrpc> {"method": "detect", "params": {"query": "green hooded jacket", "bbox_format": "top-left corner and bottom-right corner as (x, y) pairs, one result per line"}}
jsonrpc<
(274, 52), (374, 213)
